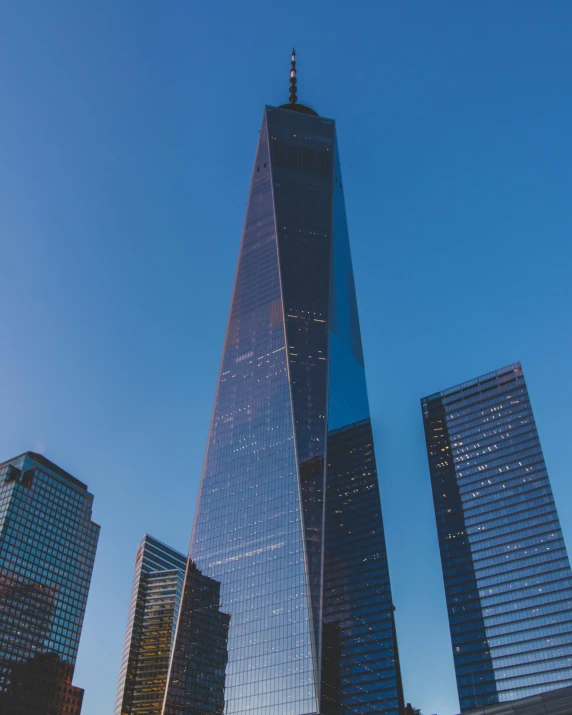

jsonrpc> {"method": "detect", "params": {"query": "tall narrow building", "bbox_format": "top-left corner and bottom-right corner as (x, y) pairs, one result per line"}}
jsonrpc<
(163, 52), (404, 715)
(0, 451), (99, 714)
(114, 535), (187, 715)
(421, 363), (572, 712)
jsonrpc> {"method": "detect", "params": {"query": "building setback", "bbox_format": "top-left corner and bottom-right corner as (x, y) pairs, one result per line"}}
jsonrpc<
(422, 363), (572, 712)
(162, 52), (404, 715)
(114, 535), (187, 715)
(0, 451), (99, 714)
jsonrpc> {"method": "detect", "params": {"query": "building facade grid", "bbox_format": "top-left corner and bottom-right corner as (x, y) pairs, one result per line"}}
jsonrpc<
(162, 101), (403, 715)
(0, 451), (99, 713)
(422, 363), (572, 712)
(115, 534), (187, 715)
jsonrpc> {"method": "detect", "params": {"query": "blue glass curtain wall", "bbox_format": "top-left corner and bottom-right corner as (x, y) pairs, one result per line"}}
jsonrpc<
(164, 106), (403, 715)
(422, 364), (572, 711)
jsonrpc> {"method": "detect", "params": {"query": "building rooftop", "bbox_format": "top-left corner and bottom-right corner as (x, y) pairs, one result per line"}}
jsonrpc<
(422, 362), (522, 404)
(0, 451), (88, 491)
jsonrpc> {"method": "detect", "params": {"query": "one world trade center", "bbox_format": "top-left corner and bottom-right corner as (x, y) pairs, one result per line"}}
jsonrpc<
(163, 52), (404, 715)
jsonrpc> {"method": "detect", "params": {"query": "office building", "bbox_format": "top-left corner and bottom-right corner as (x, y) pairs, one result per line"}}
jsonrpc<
(163, 52), (404, 715)
(422, 363), (572, 712)
(0, 451), (99, 714)
(460, 683), (572, 715)
(114, 535), (187, 715)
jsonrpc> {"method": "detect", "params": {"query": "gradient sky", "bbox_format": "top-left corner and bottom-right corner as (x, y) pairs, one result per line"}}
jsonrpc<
(1, 2), (572, 714)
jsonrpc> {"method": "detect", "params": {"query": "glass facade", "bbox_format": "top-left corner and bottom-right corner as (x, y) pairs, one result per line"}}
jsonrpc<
(0, 451), (99, 714)
(115, 535), (187, 715)
(456, 683), (572, 715)
(422, 363), (572, 712)
(163, 103), (402, 715)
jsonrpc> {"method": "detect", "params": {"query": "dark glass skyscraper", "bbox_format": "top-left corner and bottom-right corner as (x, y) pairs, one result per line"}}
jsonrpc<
(163, 54), (403, 715)
(0, 451), (99, 714)
(115, 535), (187, 715)
(422, 363), (572, 712)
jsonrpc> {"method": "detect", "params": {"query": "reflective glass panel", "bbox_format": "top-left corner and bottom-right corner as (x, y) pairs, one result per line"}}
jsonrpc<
(165, 106), (403, 715)
(0, 452), (99, 713)
(422, 364), (572, 711)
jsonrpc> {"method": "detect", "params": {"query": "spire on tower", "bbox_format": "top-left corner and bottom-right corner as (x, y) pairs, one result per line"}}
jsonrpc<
(279, 48), (318, 116)
(289, 48), (297, 105)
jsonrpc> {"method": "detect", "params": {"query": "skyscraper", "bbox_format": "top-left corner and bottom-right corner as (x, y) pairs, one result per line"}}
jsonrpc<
(115, 535), (187, 715)
(421, 363), (572, 712)
(0, 451), (99, 714)
(163, 52), (404, 715)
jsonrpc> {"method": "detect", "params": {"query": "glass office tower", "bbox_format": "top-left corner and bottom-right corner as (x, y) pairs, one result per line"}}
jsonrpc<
(422, 363), (572, 712)
(0, 451), (99, 714)
(163, 56), (403, 715)
(115, 535), (188, 715)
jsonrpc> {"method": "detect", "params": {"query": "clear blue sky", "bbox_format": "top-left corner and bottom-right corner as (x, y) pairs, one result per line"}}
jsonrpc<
(1, 2), (571, 714)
